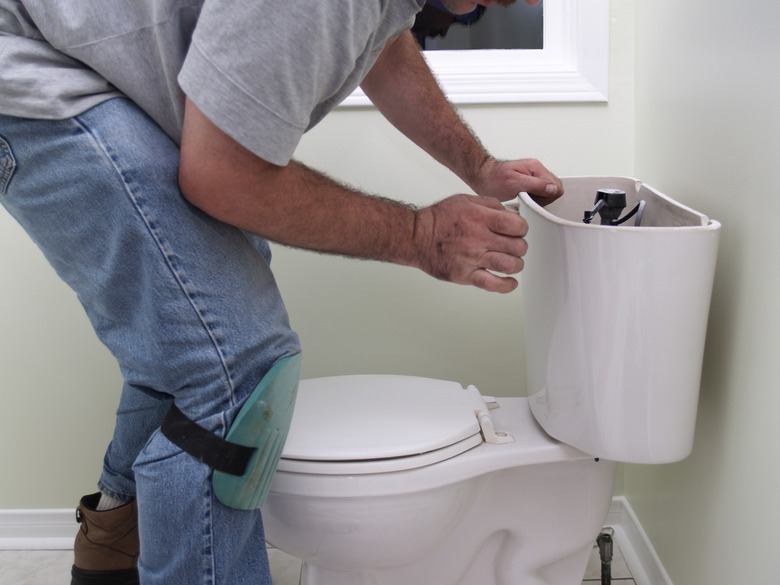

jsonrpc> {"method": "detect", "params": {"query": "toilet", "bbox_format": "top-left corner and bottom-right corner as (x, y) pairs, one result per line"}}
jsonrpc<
(261, 177), (721, 585)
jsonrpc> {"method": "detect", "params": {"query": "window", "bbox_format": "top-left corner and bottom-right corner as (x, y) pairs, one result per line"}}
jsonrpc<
(344, 0), (609, 106)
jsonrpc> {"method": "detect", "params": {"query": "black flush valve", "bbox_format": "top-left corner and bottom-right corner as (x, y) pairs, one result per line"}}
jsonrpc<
(584, 189), (646, 226)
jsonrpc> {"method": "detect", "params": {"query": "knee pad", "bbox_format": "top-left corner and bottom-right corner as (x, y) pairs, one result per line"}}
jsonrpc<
(161, 352), (301, 510)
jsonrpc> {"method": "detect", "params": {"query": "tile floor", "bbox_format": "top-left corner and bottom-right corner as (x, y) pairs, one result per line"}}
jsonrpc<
(0, 536), (636, 585)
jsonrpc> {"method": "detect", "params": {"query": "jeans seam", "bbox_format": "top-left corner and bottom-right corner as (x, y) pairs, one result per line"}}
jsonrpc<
(71, 113), (238, 412)
(206, 489), (216, 585)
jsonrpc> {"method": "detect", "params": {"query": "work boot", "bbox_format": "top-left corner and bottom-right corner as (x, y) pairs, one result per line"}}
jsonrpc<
(71, 492), (140, 585)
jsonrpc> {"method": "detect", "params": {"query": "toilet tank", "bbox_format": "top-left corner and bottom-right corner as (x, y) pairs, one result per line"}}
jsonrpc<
(518, 177), (720, 463)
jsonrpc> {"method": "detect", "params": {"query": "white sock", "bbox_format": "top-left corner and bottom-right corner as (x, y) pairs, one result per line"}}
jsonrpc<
(96, 493), (125, 511)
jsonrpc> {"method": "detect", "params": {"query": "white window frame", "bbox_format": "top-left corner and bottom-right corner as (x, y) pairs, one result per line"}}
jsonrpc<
(343, 0), (610, 106)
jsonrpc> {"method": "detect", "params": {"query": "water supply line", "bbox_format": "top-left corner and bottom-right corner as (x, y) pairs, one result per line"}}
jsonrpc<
(596, 528), (615, 585)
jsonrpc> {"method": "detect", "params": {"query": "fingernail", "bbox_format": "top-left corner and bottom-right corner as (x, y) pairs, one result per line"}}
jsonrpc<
(545, 184), (557, 195)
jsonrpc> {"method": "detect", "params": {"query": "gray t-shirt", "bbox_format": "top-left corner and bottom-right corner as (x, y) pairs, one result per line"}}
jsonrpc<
(0, 0), (423, 164)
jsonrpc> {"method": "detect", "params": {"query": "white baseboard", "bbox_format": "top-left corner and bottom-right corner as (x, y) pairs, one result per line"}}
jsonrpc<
(605, 496), (674, 585)
(0, 509), (77, 550)
(0, 497), (673, 585)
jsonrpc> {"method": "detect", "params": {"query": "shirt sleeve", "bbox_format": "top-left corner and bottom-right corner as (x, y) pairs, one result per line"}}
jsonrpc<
(178, 0), (386, 166)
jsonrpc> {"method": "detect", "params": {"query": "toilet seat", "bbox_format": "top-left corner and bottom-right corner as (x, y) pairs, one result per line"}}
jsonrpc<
(277, 375), (510, 475)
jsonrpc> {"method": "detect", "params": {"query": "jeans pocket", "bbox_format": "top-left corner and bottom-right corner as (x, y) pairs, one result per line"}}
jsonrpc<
(0, 134), (16, 194)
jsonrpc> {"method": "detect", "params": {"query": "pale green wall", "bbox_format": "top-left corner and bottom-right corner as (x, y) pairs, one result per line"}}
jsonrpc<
(627, 0), (780, 583)
(0, 1), (635, 509)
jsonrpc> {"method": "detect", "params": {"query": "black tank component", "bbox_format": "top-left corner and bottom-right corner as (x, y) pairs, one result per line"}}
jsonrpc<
(584, 189), (645, 226)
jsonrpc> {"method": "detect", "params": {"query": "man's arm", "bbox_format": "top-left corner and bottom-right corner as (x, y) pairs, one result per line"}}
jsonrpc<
(179, 98), (529, 293)
(360, 31), (562, 203)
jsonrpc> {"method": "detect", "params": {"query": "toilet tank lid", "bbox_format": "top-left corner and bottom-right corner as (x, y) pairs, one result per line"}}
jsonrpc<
(280, 375), (486, 462)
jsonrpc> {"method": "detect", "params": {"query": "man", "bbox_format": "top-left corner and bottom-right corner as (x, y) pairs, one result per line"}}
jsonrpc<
(412, 1), (485, 49)
(0, 0), (560, 583)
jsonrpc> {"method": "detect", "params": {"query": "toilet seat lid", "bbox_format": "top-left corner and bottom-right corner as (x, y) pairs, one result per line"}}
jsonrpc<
(280, 375), (484, 467)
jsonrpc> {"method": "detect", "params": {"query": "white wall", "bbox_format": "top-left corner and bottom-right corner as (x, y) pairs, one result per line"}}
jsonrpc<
(627, 0), (780, 582)
(0, 1), (635, 509)
(0, 215), (121, 509)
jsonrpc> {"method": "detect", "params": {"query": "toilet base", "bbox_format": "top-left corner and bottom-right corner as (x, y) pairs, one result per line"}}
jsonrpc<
(299, 539), (594, 585)
(265, 458), (617, 585)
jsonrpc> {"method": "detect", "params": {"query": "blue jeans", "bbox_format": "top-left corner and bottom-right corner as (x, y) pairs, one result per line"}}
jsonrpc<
(0, 98), (300, 584)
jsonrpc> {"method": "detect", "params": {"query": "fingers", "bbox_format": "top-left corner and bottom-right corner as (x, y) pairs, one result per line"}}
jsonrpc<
(526, 181), (564, 207)
(517, 159), (563, 197)
(479, 246), (526, 274)
(514, 167), (563, 205)
(469, 239), (527, 294)
(471, 270), (520, 294)
(476, 158), (563, 205)
(415, 195), (530, 294)
(468, 195), (528, 236)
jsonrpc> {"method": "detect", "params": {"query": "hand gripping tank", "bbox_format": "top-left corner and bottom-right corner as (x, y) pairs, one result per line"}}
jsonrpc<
(518, 177), (721, 463)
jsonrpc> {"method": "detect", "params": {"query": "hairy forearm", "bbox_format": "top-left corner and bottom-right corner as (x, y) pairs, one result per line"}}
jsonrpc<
(360, 32), (490, 191)
(180, 98), (533, 293)
(179, 100), (419, 266)
(207, 164), (416, 263)
(361, 32), (563, 204)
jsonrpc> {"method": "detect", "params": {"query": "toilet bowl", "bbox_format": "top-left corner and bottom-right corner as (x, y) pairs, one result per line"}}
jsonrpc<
(263, 376), (617, 585)
(261, 177), (721, 585)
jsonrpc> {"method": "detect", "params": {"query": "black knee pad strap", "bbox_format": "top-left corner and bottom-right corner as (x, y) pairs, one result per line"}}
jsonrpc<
(161, 403), (254, 477)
